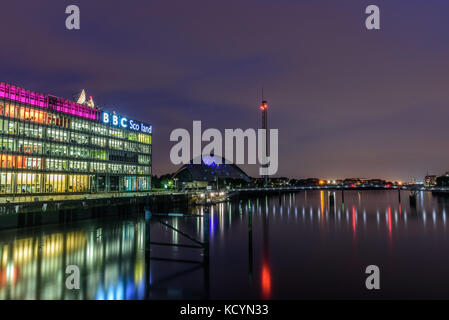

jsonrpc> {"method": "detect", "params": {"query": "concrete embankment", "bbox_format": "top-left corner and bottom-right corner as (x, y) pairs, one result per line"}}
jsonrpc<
(0, 193), (191, 231)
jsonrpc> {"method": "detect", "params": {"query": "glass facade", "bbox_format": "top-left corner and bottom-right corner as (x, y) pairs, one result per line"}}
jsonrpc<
(0, 82), (152, 195)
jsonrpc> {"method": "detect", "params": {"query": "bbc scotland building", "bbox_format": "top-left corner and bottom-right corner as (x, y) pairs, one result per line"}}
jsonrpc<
(0, 82), (152, 197)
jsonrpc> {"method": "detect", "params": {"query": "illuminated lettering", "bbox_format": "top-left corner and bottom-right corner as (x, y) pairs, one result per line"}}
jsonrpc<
(120, 117), (128, 128)
(101, 112), (150, 135)
(141, 123), (151, 134)
(130, 120), (140, 131)
(102, 112), (109, 124)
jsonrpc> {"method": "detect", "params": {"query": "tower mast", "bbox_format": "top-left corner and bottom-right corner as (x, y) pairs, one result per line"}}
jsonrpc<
(260, 92), (269, 186)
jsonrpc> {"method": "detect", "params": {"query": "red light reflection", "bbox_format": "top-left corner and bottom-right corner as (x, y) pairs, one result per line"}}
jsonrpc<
(261, 262), (271, 299)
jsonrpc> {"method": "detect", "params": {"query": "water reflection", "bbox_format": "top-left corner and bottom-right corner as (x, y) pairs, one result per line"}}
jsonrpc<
(1, 190), (449, 299)
(0, 219), (145, 300)
(261, 196), (271, 300)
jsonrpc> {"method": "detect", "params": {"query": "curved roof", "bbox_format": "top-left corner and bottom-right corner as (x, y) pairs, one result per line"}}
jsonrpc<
(173, 155), (251, 183)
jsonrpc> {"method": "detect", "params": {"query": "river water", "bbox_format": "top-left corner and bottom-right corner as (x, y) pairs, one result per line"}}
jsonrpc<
(1, 190), (449, 299)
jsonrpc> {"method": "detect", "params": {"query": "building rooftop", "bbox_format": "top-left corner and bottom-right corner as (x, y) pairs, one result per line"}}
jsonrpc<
(173, 155), (251, 183)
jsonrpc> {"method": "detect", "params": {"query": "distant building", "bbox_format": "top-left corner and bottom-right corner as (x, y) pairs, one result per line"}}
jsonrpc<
(173, 155), (251, 190)
(289, 178), (320, 186)
(425, 175), (437, 187)
(436, 173), (449, 187)
(269, 177), (289, 186)
(368, 179), (386, 186)
(343, 178), (368, 186)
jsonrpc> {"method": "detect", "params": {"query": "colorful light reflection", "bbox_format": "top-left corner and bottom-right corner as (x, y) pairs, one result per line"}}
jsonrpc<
(261, 262), (271, 299)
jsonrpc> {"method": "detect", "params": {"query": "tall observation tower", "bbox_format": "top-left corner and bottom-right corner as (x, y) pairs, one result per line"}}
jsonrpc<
(260, 98), (269, 185)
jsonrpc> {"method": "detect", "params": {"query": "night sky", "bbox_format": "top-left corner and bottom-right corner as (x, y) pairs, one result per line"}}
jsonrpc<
(2, 0), (449, 181)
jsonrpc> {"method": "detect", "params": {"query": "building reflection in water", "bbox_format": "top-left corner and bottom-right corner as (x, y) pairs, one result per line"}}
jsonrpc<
(0, 219), (146, 300)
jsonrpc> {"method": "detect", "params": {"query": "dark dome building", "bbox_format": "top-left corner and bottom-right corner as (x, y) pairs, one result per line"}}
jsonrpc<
(173, 155), (251, 189)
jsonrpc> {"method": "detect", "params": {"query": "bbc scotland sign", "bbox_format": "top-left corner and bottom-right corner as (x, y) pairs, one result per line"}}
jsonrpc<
(101, 112), (152, 134)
